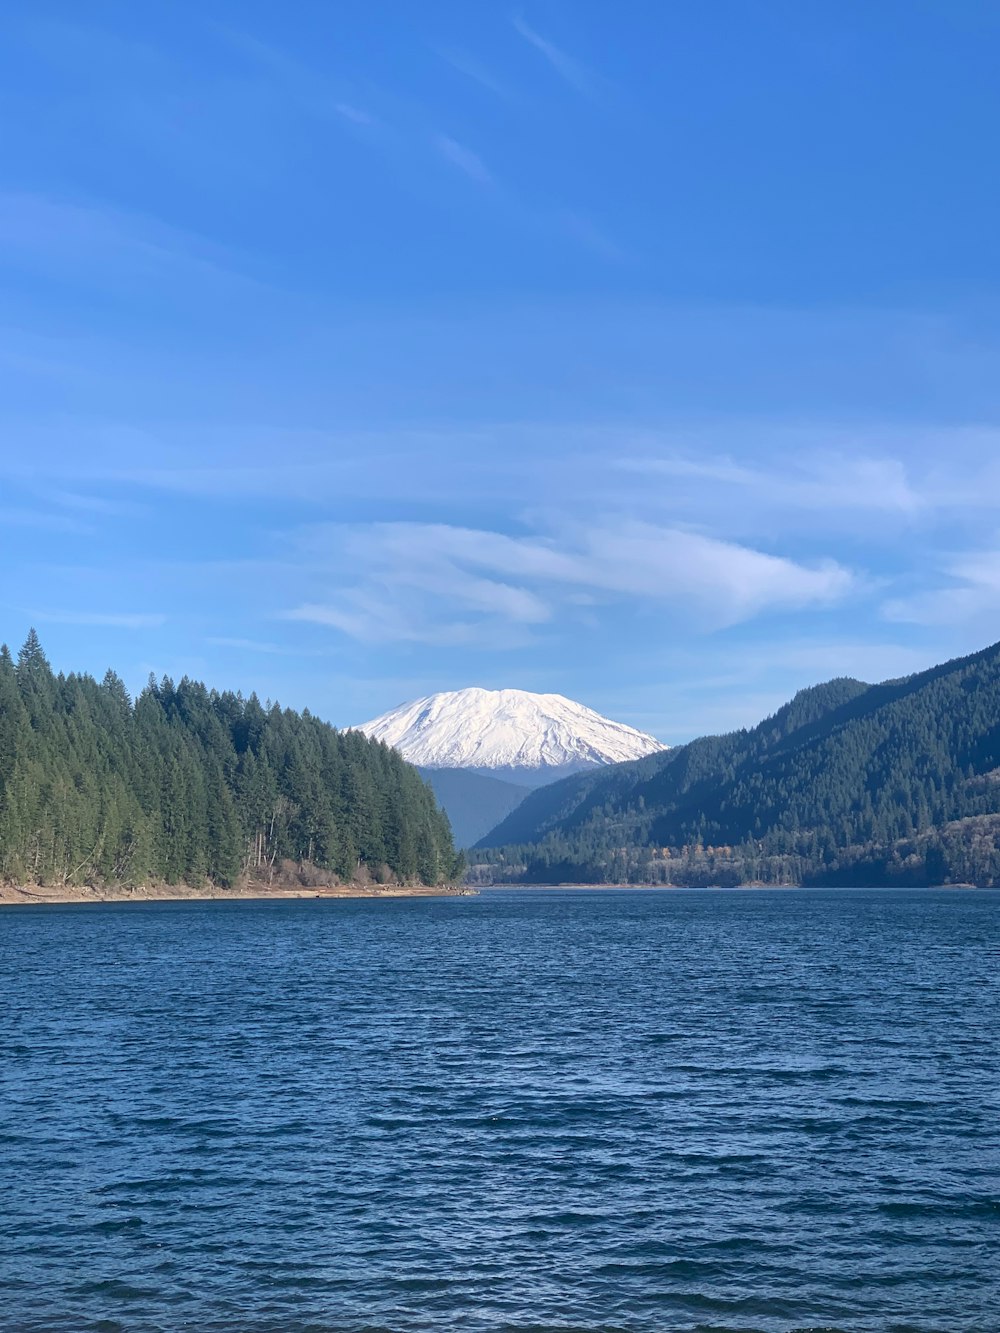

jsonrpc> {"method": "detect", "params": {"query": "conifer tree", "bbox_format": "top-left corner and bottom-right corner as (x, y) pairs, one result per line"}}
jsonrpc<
(0, 633), (458, 889)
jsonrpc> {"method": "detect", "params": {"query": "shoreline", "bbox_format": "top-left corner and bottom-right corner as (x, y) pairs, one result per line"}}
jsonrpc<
(0, 882), (474, 908)
(3, 881), (985, 906)
(471, 880), (988, 891)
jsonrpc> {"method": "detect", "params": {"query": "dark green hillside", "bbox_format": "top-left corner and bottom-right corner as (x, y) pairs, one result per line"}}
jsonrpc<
(472, 643), (1000, 886)
(0, 632), (459, 889)
(479, 676), (870, 850)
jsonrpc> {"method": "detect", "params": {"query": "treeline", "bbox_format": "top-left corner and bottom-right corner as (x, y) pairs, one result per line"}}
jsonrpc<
(0, 632), (460, 889)
(471, 641), (1000, 887)
(470, 816), (1000, 888)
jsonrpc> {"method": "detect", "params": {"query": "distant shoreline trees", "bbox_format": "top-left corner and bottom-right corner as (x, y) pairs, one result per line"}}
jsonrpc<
(0, 633), (460, 889)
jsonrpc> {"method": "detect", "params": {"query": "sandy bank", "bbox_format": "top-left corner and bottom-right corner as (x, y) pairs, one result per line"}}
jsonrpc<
(0, 882), (473, 907)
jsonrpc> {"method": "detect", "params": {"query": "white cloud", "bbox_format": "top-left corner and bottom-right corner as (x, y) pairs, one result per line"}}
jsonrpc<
(369, 520), (851, 620)
(290, 517), (854, 645)
(390, 563), (551, 623)
(435, 135), (493, 185)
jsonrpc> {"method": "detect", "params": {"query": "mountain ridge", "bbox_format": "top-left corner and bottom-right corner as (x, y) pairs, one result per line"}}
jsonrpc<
(471, 641), (1000, 887)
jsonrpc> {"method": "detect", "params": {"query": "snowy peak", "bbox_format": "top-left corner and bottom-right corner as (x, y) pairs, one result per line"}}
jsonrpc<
(357, 687), (667, 774)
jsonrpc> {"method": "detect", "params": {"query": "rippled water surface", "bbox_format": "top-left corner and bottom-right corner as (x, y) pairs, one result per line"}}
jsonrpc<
(2, 888), (998, 1332)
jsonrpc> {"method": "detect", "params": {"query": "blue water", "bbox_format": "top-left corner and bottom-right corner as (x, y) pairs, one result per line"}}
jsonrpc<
(1, 889), (998, 1333)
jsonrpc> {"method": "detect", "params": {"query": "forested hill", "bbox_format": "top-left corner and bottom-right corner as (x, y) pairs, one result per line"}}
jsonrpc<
(0, 632), (459, 889)
(472, 641), (1000, 887)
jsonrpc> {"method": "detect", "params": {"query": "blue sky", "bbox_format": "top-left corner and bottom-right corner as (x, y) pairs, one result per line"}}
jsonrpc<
(2, 0), (1000, 742)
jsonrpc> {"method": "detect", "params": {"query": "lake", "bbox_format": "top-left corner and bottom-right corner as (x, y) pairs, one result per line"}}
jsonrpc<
(1, 888), (998, 1332)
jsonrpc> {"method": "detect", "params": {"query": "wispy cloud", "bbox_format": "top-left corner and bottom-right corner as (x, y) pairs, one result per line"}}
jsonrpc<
(557, 211), (626, 262)
(33, 610), (166, 629)
(435, 135), (494, 186)
(0, 191), (260, 293)
(207, 636), (298, 654)
(287, 516), (854, 646)
(435, 46), (515, 100)
(883, 549), (1000, 627)
(47, 489), (143, 517)
(284, 593), (533, 649)
(619, 450), (926, 516)
(215, 24), (376, 128)
(219, 26), (519, 209)
(390, 562), (550, 622)
(12, 417), (985, 537)
(377, 520), (853, 623)
(335, 102), (375, 126)
(511, 14), (592, 93)
(0, 507), (96, 536)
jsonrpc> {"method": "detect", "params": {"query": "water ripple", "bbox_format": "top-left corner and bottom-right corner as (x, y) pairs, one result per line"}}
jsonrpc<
(0, 888), (998, 1332)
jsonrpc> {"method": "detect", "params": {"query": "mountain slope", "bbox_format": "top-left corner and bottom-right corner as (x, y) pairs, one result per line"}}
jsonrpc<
(417, 767), (530, 849)
(358, 688), (666, 776)
(479, 676), (870, 848)
(472, 643), (1000, 886)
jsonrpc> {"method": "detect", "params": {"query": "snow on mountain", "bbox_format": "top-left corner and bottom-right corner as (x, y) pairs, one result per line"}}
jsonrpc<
(357, 687), (667, 776)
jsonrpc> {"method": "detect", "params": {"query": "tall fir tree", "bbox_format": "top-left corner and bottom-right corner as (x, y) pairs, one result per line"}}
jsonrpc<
(0, 632), (459, 889)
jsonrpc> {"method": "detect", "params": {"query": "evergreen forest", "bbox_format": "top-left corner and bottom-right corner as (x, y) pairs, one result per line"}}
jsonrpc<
(471, 640), (1000, 887)
(0, 632), (460, 889)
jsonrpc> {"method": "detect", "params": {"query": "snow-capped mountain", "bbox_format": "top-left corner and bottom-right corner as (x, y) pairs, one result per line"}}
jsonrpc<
(357, 687), (667, 782)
